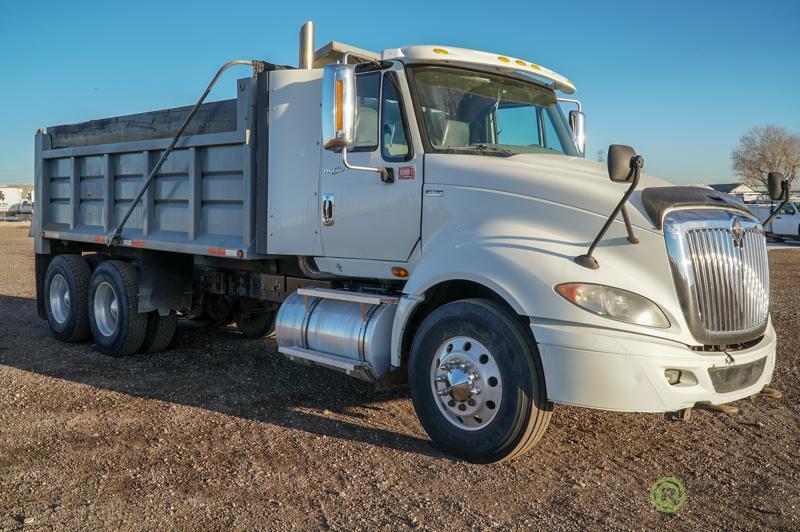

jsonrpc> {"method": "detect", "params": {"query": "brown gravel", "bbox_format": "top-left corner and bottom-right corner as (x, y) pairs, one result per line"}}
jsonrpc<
(0, 222), (798, 530)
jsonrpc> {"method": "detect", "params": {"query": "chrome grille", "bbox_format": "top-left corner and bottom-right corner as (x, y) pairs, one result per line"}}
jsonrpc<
(664, 210), (770, 345)
(685, 228), (769, 333)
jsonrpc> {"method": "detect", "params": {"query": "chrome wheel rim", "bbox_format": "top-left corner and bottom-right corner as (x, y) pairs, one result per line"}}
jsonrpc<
(430, 336), (503, 431)
(93, 281), (119, 337)
(49, 273), (70, 325)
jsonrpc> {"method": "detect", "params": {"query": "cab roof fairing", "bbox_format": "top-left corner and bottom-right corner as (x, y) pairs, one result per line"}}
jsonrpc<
(381, 45), (576, 95)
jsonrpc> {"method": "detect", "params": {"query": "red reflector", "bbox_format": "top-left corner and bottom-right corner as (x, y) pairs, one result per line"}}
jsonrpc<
(398, 166), (415, 180)
(208, 248), (226, 256)
(92, 236), (105, 244)
(130, 240), (145, 248)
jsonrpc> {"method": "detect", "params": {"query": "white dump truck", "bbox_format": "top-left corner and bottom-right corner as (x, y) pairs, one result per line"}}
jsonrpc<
(31, 22), (780, 462)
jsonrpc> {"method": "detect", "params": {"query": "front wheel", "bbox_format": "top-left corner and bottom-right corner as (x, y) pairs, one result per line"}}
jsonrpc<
(409, 299), (551, 463)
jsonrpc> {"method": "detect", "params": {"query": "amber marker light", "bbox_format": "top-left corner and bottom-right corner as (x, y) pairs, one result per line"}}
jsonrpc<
(391, 267), (409, 278)
(335, 79), (343, 131)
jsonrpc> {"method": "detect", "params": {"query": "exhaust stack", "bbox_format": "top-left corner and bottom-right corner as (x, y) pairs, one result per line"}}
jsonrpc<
(299, 21), (315, 69)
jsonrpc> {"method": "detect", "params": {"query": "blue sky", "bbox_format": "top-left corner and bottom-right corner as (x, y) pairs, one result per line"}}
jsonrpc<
(1, 0), (798, 184)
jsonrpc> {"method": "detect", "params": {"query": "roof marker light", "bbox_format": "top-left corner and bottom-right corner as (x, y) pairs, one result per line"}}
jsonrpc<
(433, 48), (448, 55)
(497, 56), (510, 63)
(530, 63), (541, 70)
(515, 59), (526, 66)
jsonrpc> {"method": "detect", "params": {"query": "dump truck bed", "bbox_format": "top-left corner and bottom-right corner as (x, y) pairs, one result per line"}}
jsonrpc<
(32, 75), (269, 259)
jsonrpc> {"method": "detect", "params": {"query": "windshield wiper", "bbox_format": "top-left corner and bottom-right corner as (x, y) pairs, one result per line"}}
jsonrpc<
(449, 144), (514, 157)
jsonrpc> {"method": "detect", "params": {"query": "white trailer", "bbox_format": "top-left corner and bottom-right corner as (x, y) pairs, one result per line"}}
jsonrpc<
(0, 187), (23, 215)
(31, 22), (779, 462)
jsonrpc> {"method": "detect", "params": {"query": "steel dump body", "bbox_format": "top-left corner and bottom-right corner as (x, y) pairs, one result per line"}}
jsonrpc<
(33, 76), (267, 258)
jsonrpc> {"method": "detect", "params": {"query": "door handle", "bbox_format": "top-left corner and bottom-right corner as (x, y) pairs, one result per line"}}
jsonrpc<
(322, 193), (335, 226)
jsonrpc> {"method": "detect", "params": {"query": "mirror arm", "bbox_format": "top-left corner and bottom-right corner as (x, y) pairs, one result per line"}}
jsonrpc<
(575, 156), (643, 269)
(761, 180), (790, 228)
(342, 148), (394, 183)
(620, 205), (639, 244)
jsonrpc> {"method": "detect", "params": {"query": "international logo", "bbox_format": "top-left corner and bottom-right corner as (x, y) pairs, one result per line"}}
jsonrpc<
(731, 217), (744, 248)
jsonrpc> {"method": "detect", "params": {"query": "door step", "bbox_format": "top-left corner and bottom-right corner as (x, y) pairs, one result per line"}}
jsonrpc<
(278, 345), (377, 381)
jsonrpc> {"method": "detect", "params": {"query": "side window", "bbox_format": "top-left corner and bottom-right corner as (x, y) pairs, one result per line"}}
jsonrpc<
(380, 74), (410, 161)
(353, 73), (380, 151)
(495, 105), (541, 146)
(783, 204), (795, 215)
(542, 109), (567, 153)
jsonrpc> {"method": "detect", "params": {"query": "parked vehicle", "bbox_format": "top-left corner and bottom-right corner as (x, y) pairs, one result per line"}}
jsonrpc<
(31, 22), (778, 462)
(0, 187), (23, 215)
(748, 202), (800, 241)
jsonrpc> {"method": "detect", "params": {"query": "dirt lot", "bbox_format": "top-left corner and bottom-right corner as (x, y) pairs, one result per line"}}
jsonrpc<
(1, 222), (798, 530)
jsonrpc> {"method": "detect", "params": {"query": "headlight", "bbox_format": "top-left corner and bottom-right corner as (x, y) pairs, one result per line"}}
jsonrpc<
(556, 283), (670, 328)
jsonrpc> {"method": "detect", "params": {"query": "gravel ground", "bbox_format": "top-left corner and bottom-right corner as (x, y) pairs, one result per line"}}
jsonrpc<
(0, 222), (798, 530)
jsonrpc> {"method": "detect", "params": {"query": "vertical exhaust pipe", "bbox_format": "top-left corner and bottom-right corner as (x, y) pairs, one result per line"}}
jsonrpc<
(299, 21), (315, 69)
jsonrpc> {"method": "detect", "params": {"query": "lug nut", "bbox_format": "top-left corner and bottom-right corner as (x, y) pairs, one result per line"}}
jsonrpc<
(448, 399), (455, 407)
(467, 399), (475, 407)
(457, 403), (466, 411)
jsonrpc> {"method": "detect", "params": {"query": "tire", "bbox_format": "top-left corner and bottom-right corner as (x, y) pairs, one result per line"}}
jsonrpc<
(84, 253), (109, 271)
(43, 254), (92, 342)
(235, 307), (276, 339)
(140, 310), (177, 353)
(409, 299), (552, 463)
(88, 260), (147, 357)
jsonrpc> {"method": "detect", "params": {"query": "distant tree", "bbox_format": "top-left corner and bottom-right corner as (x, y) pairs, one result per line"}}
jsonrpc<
(595, 149), (604, 163)
(732, 125), (800, 189)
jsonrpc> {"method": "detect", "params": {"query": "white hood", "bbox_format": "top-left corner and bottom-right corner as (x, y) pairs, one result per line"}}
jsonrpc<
(424, 153), (675, 232)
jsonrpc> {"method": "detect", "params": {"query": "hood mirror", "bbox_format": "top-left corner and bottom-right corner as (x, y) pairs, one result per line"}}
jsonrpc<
(575, 144), (644, 269)
(768, 172), (788, 201)
(607, 144), (639, 182)
(761, 172), (790, 228)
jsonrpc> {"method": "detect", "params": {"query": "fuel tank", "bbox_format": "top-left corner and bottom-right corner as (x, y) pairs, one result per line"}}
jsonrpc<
(275, 290), (397, 380)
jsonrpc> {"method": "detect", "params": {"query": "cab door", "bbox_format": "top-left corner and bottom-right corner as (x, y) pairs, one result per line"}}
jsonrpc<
(319, 69), (421, 262)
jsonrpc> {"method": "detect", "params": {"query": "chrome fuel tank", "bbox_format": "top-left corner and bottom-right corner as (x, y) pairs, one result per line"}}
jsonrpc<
(275, 290), (397, 380)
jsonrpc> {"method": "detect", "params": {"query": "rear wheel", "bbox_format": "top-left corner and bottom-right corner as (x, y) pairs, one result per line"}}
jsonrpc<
(140, 311), (177, 353)
(44, 254), (91, 342)
(88, 260), (147, 357)
(409, 299), (551, 463)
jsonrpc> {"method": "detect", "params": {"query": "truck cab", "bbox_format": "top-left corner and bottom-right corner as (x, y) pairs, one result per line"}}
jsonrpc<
(32, 23), (778, 463)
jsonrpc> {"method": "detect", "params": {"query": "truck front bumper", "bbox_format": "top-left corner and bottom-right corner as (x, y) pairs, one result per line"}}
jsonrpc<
(532, 320), (776, 412)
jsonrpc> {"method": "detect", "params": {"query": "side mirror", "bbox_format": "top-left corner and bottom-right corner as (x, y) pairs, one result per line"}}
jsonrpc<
(607, 144), (639, 182)
(321, 64), (356, 151)
(568, 110), (586, 156)
(768, 172), (788, 201)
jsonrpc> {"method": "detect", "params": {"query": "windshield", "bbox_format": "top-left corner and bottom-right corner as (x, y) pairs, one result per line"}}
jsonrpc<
(408, 66), (580, 157)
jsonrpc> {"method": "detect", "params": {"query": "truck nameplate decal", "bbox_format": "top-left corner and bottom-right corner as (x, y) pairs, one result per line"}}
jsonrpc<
(398, 166), (416, 180)
(323, 167), (345, 175)
(425, 189), (444, 198)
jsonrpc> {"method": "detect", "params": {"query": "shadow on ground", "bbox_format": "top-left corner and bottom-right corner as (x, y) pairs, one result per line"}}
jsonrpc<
(0, 294), (442, 459)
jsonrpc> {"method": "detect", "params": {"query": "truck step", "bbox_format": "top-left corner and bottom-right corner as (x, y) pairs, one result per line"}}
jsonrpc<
(278, 345), (377, 381)
(296, 287), (399, 305)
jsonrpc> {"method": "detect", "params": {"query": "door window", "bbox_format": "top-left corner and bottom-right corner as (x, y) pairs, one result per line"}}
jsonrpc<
(381, 74), (411, 161)
(353, 73), (380, 151)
